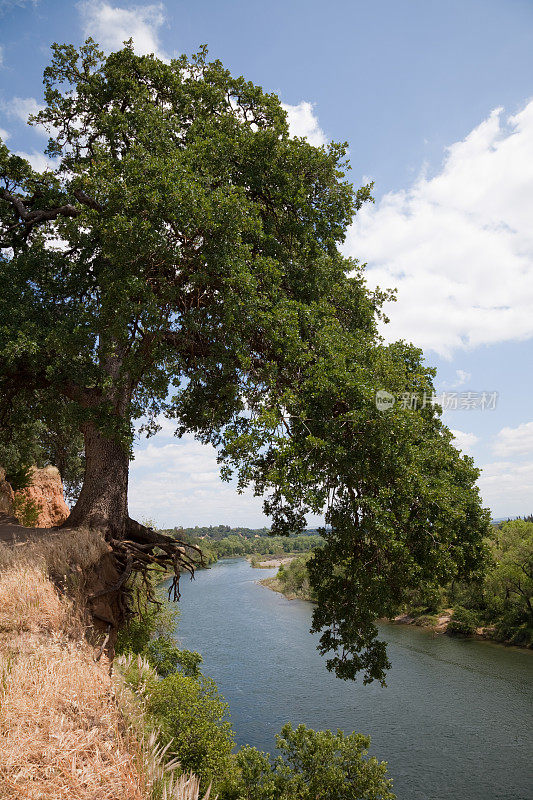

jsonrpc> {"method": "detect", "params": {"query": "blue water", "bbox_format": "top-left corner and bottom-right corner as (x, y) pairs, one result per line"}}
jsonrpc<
(166, 558), (533, 800)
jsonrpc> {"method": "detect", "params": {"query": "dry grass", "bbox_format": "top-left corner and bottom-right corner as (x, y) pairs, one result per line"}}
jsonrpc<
(0, 565), (71, 636)
(0, 559), (142, 799)
(0, 641), (143, 799)
(0, 526), (111, 579)
(0, 540), (211, 800)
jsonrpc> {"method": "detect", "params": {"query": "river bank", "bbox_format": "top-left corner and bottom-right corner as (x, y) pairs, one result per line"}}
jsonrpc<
(247, 553), (298, 569)
(260, 563), (532, 648)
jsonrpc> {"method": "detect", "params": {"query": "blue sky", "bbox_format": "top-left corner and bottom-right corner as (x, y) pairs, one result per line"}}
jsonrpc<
(1, 0), (532, 525)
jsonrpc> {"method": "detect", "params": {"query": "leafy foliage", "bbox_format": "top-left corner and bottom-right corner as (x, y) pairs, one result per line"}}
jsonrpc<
(0, 408), (85, 502)
(272, 554), (314, 599)
(4, 464), (34, 492)
(146, 670), (234, 793)
(12, 494), (41, 527)
(144, 636), (203, 678)
(230, 724), (394, 800)
(447, 606), (479, 636)
(486, 520), (533, 617)
(115, 573), (178, 656)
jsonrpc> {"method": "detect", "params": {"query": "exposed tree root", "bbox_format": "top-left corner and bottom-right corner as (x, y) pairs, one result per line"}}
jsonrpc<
(119, 517), (205, 601)
(86, 517), (206, 655)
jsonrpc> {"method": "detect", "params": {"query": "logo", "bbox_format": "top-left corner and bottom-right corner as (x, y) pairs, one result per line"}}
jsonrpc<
(375, 390), (395, 411)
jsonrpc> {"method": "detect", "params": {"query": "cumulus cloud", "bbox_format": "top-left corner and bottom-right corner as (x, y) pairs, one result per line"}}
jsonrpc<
(14, 150), (56, 171)
(346, 101), (533, 357)
(450, 429), (479, 455)
(282, 101), (327, 147)
(493, 420), (533, 458)
(5, 96), (43, 126)
(473, 420), (533, 516)
(79, 1), (169, 60)
(478, 459), (533, 517)
(129, 432), (270, 527)
(3, 96), (62, 140)
(0, 126), (9, 141)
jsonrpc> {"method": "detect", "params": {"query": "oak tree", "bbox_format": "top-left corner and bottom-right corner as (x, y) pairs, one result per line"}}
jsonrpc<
(0, 41), (489, 680)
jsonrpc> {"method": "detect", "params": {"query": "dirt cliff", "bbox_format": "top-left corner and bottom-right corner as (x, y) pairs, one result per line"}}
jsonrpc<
(0, 465), (70, 527)
(20, 465), (70, 527)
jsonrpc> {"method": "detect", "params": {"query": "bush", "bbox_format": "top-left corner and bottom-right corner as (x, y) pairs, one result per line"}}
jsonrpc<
(5, 464), (34, 492)
(230, 723), (394, 800)
(12, 494), (41, 527)
(146, 670), (234, 794)
(115, 575), (178, 656)
(144, 635), (203, 678)
(448, 606), (479, 636)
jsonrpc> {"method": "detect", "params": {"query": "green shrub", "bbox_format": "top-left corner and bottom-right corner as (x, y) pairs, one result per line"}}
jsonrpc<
(115, 575), (178, 656)
(146, 670), (234, 794)
(5, 464), (34, 492)
(12, 494), (41, 527)
(144, 635), (203, 678)
(231, 723), (394, 800)
(448, 606), (479, 636)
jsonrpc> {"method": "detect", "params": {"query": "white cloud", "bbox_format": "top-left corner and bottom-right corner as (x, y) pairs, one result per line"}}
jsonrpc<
(346, 101), (533, 357)
(493, 420), (533, 458)
(452, 369), (471, 388)
(473, 420), (533, 516)
(0, 126), (9, 141)
(6, 96), (43, 126)
(3, 96), (62, 140)
(282, 101), (327, 147)
(14, 150), (56, 171)
(129, 433), (270, 527)
(79, 1), (169, 61)
(478, 459), (533, 517)
(450, 429), (479, 455)
(0, 46), (4, 67)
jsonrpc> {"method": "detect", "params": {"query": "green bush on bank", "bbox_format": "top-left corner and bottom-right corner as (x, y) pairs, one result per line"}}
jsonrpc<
(447, 607), (480, 636)
(117, 580), (233, 795)
(274, 554), (315, 599)
(227, 724), (394, 800)
(146, 669), (234, 792)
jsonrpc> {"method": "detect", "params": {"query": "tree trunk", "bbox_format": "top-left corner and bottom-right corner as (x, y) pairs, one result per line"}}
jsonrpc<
(66, 421), (129, 538)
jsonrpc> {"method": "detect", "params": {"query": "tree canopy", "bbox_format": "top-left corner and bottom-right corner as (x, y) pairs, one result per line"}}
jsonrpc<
(0, 40), (489, 681)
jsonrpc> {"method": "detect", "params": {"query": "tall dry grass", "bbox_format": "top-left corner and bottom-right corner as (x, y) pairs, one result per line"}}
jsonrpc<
(0, 526), (111, 582)
(0, 533), (211, 800)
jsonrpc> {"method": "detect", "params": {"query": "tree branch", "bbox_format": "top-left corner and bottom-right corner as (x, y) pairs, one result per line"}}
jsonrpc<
(0, 187), (79, 230)
(72, 188), (104, 212)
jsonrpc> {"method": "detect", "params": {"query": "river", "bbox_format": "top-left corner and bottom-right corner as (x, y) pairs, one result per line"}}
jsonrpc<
(166, 557), (533, 800)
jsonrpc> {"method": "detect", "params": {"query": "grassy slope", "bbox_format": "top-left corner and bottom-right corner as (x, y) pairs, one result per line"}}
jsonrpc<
(0, 533), (210, 800)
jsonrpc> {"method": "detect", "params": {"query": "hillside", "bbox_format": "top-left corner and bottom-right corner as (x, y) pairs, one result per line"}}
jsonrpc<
(0, 530), (209, 800)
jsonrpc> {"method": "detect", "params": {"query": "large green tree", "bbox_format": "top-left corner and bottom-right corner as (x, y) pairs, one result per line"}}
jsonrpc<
(0, 41), (489, 680)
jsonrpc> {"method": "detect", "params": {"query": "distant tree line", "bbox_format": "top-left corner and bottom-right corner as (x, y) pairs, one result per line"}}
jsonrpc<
(160, 526), (323, 563)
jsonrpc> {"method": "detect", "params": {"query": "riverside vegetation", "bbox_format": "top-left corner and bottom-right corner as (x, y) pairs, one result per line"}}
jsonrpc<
(265, 519), (533, 647)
